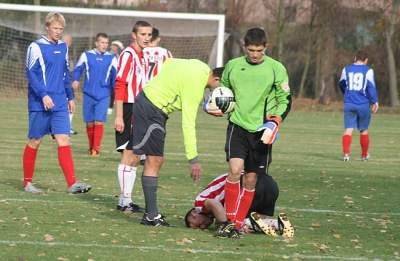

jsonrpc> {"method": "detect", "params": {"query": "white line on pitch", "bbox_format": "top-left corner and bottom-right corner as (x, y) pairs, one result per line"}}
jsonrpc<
(1, 198), (399, 216)
(0, 240), (371, 260)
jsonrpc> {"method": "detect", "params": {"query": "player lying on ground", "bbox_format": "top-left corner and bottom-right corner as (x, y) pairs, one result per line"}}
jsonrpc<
(184, 170), (294, 238)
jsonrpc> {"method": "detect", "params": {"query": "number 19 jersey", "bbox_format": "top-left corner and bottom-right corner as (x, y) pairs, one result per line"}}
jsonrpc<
(339, 63), (378, 105)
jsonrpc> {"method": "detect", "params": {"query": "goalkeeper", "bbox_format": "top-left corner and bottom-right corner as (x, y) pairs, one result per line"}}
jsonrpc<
(205, 27), (291, 237)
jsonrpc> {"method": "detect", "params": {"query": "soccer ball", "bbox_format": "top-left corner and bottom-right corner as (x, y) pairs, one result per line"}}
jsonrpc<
(208, 86), (235, 114)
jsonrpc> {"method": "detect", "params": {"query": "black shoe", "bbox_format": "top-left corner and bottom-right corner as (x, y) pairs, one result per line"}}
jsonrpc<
(215, 222), (236, 238)
(116, 202), (144, 213)
(140, 214), (171, 227)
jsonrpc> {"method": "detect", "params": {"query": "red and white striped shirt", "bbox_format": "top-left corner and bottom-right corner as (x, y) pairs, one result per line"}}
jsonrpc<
(143, 46), (172, 81)
(194, 173), (228, 213)
(114, 45), (146, 103)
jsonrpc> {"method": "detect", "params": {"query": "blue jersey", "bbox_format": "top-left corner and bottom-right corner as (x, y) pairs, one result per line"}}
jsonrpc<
(26, 36), (74, 112)
(73, 49), (117, 100)
(339, 63), (378, 105)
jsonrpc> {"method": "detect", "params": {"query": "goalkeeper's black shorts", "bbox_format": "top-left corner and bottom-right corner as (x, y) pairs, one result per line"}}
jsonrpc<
(248, 172), (279, 217)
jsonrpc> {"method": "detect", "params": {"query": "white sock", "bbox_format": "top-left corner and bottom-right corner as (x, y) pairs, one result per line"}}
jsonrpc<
(262, 217), (278, 229)
(117, 164), (137, 206)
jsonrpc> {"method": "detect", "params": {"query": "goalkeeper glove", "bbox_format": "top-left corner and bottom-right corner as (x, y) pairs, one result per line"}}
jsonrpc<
(257, 121), (279, 144)
(202, 96), (223, 117)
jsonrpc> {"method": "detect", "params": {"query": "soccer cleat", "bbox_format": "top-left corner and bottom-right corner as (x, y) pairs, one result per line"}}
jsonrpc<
(116, 202), (145, 213)
(68, 182), (92, 194)
(140, 214), (171, 227)
(70, 129), (78, 135)
(343, 154), (350, 162)
(277, 213), (294, 238)
(361, 153), (370, 161)
(249, 212), (278, 236)
(90, 149), (100, 157)
(24, 183), (43, 194)
(215, 222), (240, 238)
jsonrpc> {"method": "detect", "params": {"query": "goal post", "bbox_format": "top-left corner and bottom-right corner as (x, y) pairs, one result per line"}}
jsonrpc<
(0, 3), (225, 93)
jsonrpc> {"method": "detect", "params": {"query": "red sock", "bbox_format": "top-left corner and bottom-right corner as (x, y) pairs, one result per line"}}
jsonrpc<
(58, 146), (76, 187)
(234, 188), (255, 229)
(360, 134), (369, 157)
(224, 179), (241, 222)
(23, 145), (38, 187)
(86, 125), (95, 150)
(93, 124), (104, 153)
(342, 134), (352, 155)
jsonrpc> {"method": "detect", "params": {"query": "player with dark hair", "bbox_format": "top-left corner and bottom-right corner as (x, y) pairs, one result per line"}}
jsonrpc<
(128, 59), (222, 226)
(72, 32), (117, 156)
(184, 171), (294, 238)
(22, 12), (91, 194)
(204, 27), (291, 237)
(114, 21), (152, 213)
(339, 50), (378, 161)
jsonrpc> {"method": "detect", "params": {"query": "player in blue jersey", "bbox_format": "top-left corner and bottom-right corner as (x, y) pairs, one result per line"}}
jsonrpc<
(72, 33), (117, 156)
(339, 50), (379, 161)
(22, 12), (91, 194)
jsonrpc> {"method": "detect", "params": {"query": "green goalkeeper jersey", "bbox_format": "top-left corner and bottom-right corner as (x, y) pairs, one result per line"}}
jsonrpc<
(143, 58), (210, 161)
(221, 55), (291, 132)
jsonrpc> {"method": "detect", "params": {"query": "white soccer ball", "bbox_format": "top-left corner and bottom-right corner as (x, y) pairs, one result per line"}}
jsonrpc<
(209, 86), (235, 114)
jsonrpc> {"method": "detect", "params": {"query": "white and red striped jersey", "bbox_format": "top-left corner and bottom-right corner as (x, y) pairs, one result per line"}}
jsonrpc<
(114, 45), (146, 103)
(143, 46), (172, 81)
(194, 173), (228, 213)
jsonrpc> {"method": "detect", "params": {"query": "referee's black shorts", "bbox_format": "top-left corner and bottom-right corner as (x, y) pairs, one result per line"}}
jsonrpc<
(225, 121), (272, 173)
(131, 92), (168, 156)
(248, 172), (279, 217)
(115, 103), (134, 152)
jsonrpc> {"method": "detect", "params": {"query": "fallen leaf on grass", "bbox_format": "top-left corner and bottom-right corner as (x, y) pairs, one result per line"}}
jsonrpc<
(57, 257), (69, 261)
(311, 222), (321, 228)
(313, 243), (329, 253)
(44, 234), (54, 242)
(176, 237), (193, 245)
(333, 234), (341, 239)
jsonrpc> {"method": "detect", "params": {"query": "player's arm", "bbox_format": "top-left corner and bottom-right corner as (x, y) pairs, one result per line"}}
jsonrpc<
(338, 67), (347, 94)
(26, 43), (48, 99)
(269, 62), (291, 121)
(204, 199), (227, 223)
(114, 51), (133, 132)
(64, 48), (75, 113)
(365, 68), (379, 113)
(109, 56), (118, 89)
(72, 52), (87, 90)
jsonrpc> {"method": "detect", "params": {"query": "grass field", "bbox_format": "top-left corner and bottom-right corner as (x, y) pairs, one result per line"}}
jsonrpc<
(0, 97), (399, 261)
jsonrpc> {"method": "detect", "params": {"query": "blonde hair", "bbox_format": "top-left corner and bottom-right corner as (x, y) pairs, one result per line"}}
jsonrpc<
(45, 12), (66, 27)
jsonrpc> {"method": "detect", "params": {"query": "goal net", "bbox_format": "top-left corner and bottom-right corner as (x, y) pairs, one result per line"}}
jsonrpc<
(0, 3), (225, 96)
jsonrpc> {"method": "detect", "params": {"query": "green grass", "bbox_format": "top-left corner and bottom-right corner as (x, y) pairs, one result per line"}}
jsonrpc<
(0, 97), (399, 261)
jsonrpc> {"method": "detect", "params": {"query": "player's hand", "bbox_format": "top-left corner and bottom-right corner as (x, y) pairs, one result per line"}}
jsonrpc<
(42, 95), (54, 111)
(190, 162), (202, 183)
(68, 100), (75, 113)
(114, 116), (124, 133)
(266, 115), (282, 125)
(71, 81), (80, 91)
(202, 96), (223, 117)
(257, 121), (279, 144)
(371, 103), (379, 113)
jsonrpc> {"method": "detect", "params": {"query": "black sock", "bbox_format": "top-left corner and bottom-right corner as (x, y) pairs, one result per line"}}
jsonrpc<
(141, 175), (158, 220)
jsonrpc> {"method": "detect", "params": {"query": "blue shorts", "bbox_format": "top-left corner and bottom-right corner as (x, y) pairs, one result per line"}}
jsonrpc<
(83, 94), (110, 123)
(343, 103), (371, 131)
(28, 110), (70, 139)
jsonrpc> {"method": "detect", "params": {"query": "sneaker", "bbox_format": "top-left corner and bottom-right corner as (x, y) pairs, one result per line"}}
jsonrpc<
(215, 222), (240, 238)
(249, 212), (278, 236)
(140, 214), (171, 227)
(343, 154), (350, 162)
(277, 213), (294, 238)
(70, 129), (78, 135)
(68, 182), (92, 194)
(116, 202), (144, 213)
(24, 182), (43, 194)
(361, 153), (370, 161)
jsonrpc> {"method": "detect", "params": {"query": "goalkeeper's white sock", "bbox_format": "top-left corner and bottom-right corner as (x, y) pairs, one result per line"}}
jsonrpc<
(117, 164), (137, 206)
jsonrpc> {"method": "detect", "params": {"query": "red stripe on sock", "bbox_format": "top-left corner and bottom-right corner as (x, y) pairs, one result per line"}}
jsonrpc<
(93, 124), (104, 153)
(86, 125), (95, 150)
(58, 146), (76, 187)
(224, 179), (241, 222)
(360, 134), (369, 157)
(234, 189), (255, 229)
(23, 145), (38, 187)
(342, 135), (352, 155)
